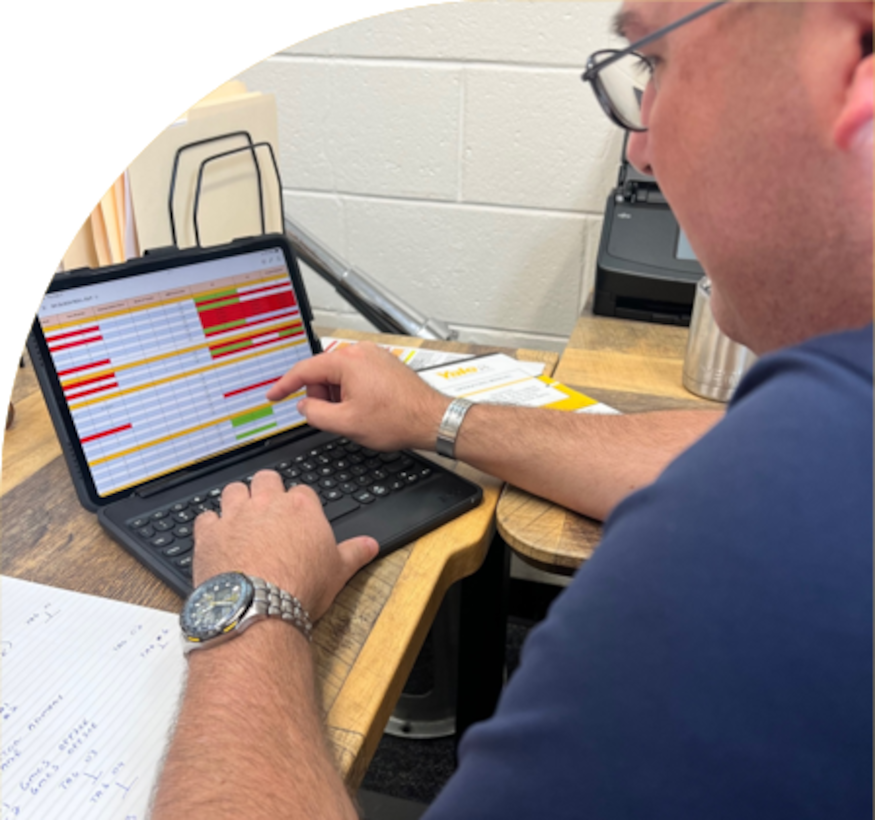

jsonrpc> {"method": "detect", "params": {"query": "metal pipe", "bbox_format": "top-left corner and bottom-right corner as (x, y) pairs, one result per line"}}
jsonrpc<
(284, 216), (457, 341)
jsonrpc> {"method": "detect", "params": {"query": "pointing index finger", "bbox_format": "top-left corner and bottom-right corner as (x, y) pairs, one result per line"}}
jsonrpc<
(267, 351), (346, 401)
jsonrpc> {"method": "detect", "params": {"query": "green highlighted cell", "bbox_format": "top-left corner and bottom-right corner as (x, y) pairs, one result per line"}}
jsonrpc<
(205, 318), (247, 335)
(198, 296), (240, 312)
(236, 422), (277, 441)
(231, 406), (274, 428)
(195, 288), (237, 304)
(212, 339), (253, 357)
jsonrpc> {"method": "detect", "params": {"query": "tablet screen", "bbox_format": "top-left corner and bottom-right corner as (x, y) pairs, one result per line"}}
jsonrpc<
(36, 246), (314, 497)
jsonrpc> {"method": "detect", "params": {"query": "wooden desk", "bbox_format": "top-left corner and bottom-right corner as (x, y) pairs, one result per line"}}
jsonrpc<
(497, 312), (721, 575)
(0, 329), (555, 789)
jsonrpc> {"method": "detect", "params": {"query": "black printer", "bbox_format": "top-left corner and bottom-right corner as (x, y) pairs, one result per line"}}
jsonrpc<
(593, 136), (704, 326)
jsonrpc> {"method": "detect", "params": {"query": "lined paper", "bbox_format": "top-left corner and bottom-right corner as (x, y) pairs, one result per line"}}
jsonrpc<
(1, 577), (185, 819)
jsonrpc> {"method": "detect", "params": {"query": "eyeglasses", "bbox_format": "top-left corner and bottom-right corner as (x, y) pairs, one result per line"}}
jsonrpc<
(581, 0), (729, 132)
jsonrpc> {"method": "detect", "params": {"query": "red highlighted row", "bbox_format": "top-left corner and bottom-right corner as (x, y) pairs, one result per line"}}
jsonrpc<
(58, 359), (111, 377)
(199, 291), (296, 332)
(46, 325), (100, 344)
(197, 282), (290, 309)
(49, 334), (103, 353)
(223, 377), (280, 399)
(80, 422), (132, 445)
(66, 380), (119, 401)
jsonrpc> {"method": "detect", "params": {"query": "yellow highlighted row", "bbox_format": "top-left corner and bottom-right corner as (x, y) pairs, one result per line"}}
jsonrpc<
(88, 391), (303, 469)
(62, 317), (303, 389)
(69, 337), (307, 411)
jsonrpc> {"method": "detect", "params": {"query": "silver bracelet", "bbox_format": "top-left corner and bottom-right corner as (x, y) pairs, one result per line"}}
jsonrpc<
(250, 576), (313, 642)
(435, 398), (474, 459)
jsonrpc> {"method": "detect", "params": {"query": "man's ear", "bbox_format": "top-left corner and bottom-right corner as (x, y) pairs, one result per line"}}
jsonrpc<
(833, 53), (873, 152)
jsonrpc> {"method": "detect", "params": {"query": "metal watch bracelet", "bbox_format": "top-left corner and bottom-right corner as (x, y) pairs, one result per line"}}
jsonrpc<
(251, 576), (313, 642)
(435, 397), (474, 459)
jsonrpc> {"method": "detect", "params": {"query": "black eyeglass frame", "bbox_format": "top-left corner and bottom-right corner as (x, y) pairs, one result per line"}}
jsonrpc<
(582, 0), (730, 132)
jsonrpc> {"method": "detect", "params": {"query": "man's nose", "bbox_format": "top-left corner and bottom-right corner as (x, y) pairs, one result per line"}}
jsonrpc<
(626, 129), (653, 176)
(626, 81), (655, 176)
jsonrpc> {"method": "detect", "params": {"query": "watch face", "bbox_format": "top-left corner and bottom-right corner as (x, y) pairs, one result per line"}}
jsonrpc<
(180, 572), (254, 643)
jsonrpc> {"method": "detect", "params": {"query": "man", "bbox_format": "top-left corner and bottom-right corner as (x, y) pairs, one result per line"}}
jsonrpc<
(152, 3), (873, 818)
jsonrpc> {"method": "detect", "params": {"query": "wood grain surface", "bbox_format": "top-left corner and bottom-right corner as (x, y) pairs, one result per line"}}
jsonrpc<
(0, 329), (553, 789)
(497, 312), (723, 574)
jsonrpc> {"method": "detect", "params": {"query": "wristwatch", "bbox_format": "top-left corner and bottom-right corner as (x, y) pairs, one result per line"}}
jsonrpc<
(179, 572), (313, 653)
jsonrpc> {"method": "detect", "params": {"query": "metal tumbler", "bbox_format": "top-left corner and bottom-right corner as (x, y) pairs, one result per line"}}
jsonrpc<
(682, 277), (757, 402)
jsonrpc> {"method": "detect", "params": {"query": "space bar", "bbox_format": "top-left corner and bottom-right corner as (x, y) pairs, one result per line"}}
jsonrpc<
(324, 496), (361, 522)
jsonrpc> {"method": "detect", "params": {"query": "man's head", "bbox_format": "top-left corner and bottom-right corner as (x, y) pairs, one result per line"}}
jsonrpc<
(614, 2), (873, 354)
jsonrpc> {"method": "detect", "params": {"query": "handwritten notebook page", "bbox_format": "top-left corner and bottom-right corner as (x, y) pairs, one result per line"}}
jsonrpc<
(1, 576), (185, 820)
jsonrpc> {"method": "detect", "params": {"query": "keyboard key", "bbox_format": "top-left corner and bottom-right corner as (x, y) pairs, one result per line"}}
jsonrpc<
(385, 459), (410, 475)
(174, 524), (193, 538)
(379, 452), (401, 463)
(284, 478), (301, 490)
(343, 442), (362, 453)
(390, 479), (405, 491)
(151, 510), (168, 521)
(191, 494), (207, 505)
(153, 518), (175, 532)
(173, 510), (195, 523)
(318, 466), (335, 477)
(371, 469), (388, 481)
(129, 517), (150, 529)
(334, 459), (350, 471)
(362, 448), (379, 458)
(301, 472), (319, 485)
(336, 471), (353, 483)
(174, 555), (193, 569)
(301, 460), (316, 472)
(162, 543), (188, 558)
(356, 475), (371, 487)
(281, 467), (300, 478)
(351, 465), (368, 477)
(137, 526), (155, 539)
(353, 490), (375, 504)
(322, 489), (343, 502)
(319, 478), (337, 489)
(419, 467), (432, 478)
(275, 461), (291, 471)
(151, 534), (175, 549)
(193, 503), (212, 515)
(207, 487), (223, 498)
(339, 482), (358, 494)
(370, 484), (390, 497)
(170, 502), (188, 513)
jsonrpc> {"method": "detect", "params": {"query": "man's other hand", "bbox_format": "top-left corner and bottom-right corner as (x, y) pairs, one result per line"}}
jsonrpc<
(193, 471), (379, 620)
(266, 341), (450, 452)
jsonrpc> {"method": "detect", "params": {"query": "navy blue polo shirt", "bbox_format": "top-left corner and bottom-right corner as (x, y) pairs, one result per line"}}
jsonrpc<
(427, 325), (873, 819)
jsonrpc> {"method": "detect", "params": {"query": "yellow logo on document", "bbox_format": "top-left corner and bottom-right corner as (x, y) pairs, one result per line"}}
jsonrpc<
(436, 366), (477, 379)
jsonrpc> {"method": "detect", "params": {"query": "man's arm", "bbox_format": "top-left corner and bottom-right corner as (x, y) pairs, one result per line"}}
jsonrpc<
(151, 473), (377, 820)
(268, 342), (722, 521)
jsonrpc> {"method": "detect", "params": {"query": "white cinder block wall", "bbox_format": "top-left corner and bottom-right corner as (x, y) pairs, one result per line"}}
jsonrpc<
(237, 1), (624, 352)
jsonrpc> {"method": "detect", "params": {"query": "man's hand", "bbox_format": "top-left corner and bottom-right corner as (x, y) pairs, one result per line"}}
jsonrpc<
(267, 341), (449, 452)
(193, 470), (378, 619)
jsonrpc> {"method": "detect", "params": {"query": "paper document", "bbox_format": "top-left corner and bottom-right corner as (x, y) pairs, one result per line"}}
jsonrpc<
(418, 353), (619, 414)
(1, 577), (185, 820)
(321, 337), (476, 371)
